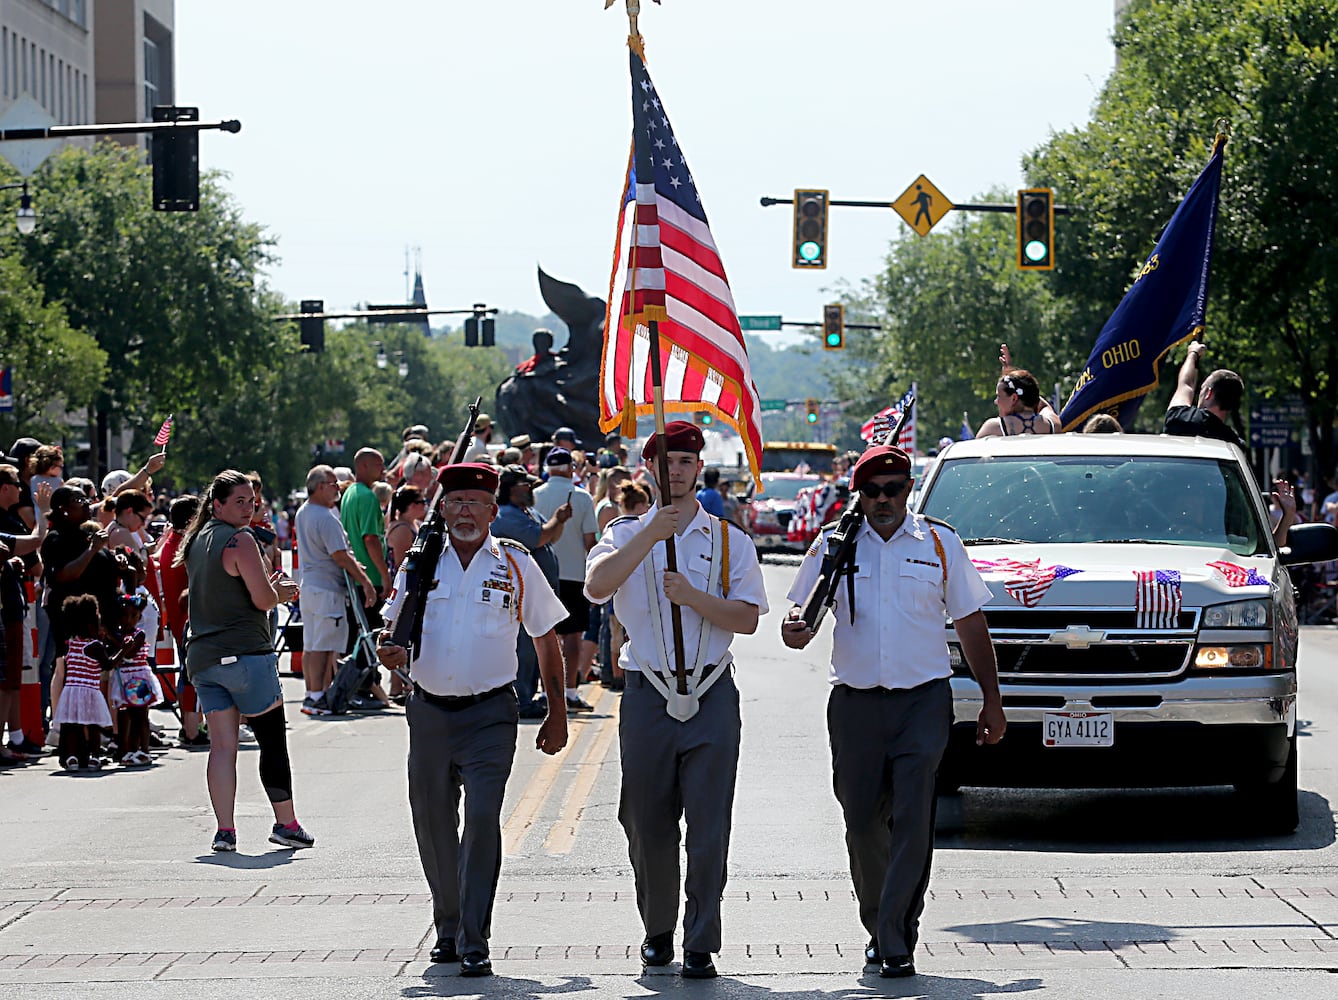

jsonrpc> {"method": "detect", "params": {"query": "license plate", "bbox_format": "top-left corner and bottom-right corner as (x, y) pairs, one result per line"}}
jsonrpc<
(1042, 712), (1114, 748)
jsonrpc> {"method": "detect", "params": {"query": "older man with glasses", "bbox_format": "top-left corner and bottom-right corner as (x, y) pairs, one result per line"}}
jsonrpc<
(780, 445), (1005, 979)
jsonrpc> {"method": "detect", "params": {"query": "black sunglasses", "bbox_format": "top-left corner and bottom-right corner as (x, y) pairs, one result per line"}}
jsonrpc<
(858, 479), (910, 499)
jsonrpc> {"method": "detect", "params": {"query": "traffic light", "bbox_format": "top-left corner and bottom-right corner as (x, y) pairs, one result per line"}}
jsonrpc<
(464, 314), (479, 347)
(805, 398), (820, 424)
(822, 303), (845, 350)
(481, 317), (495, 347)
(695, 410), (714, 426)
(299, 299), (325, 353)
(792, 189), (829, 269)
(1017, 188), (1055, 270)
(151, 106), (200, 212)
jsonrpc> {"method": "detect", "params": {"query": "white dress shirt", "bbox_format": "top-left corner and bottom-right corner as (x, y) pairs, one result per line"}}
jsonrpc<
(383, 532), (566, 696)
(785, 512), (991, 690)
(585, 503), (769, 673)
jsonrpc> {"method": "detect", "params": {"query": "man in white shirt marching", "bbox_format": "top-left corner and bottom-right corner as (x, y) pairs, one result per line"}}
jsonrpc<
(585, 421), (768, 980)
(377, 463), (568, 978)
(781, 445), (1005, 979)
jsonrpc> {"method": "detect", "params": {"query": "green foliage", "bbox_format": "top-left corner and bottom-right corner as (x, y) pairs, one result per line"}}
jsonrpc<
(1030, 0), (1338, 460)
(0, 254), (105, 442)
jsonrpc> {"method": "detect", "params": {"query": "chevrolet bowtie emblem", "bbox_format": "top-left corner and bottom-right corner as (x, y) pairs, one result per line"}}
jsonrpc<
(1049, 625), (1106, 650)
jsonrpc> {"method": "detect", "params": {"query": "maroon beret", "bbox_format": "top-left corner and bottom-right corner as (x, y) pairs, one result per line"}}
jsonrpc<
(641, 420), (705, 460)
(437, 462), (499, 496)
(851, 446), (912, 490)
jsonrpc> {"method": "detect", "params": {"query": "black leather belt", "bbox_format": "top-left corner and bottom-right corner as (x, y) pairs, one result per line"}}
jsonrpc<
(413, 683), (512, 711)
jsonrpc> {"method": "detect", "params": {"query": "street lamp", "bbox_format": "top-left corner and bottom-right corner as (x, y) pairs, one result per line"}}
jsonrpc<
(396, 352), (409, 378)
(374, 342), (388, 369)
(1, 181), (37, 235)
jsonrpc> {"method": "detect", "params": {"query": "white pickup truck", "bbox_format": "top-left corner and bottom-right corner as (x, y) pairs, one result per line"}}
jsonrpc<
(915, 433), (1338, 834)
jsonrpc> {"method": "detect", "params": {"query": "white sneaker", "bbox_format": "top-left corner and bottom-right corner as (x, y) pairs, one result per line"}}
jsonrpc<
(238, 724), (256, 743)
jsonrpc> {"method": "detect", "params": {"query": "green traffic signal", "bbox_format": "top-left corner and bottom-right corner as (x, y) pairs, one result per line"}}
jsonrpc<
(1016, 188), (1055, 271)
(792, 190), (829, 269)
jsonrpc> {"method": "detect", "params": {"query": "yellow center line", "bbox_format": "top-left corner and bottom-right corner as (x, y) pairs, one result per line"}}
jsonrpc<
(542, 695), (621, 855)
(502, 685), (607, 856)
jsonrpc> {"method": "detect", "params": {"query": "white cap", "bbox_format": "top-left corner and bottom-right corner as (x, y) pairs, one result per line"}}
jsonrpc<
(101, 469), (133, 495)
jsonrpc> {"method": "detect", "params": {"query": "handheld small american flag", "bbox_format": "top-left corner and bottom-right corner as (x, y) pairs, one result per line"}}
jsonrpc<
(1135, 569), (1182, 628)
(1207, 561), (1269, 588)
(860, 386), (917, 451)
(153, 415), (173, 448)
(602, 45), (764, 486)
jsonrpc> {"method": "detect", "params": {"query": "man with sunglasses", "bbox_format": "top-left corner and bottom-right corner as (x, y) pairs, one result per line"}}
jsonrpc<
(780, 444), (1005, 980)
(377, 463), (568, 978)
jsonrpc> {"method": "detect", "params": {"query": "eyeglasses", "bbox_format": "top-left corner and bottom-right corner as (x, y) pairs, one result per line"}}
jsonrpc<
(858, 480), (909, 499)
(443, 499), (491, 512)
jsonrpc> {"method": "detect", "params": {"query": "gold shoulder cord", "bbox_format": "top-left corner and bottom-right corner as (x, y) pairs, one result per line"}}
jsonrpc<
(929, 526), (947, 586)
(721, 518), (731, 598)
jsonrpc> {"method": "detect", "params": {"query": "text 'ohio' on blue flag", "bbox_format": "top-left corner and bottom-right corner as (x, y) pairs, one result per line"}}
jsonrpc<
(1058, 135), (1226, 431)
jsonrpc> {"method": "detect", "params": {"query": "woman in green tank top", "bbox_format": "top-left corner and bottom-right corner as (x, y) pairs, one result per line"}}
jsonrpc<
(176, 471), (312, 854)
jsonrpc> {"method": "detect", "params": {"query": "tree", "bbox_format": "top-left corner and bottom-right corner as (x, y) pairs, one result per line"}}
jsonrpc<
(15, 143), (279, 480)
(0, 254), (105, 443)
(1028, 0), (1338, 469)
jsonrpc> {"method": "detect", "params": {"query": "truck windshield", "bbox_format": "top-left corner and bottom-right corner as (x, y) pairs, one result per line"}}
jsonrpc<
(919, 455), (1269, 556)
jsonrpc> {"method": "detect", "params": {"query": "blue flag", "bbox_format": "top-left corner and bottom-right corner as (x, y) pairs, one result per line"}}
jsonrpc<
(1059, 138), (1226, 431)
(959, 412), (974, 441)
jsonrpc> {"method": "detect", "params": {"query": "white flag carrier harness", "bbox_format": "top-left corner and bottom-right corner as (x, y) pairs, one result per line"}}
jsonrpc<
(633, 516), (732, 722)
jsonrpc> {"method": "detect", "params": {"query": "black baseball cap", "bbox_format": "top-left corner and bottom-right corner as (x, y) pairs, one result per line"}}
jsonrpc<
(498, 464), (541, 497)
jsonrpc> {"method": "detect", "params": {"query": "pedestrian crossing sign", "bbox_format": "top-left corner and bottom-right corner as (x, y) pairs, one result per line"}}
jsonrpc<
(892, 174), (953, 236)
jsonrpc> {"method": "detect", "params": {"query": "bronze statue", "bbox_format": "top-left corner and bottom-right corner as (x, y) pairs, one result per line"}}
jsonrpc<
(494, 267), (606, 449)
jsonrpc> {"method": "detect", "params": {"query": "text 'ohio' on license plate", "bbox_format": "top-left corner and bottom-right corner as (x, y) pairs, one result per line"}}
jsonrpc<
(1043, 712), (1114, 748)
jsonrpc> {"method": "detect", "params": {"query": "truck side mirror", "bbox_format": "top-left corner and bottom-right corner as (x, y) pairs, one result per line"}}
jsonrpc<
(1279, 522), (1338, 567)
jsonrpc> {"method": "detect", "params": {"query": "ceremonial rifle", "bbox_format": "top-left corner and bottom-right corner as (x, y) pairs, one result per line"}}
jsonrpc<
(798, 394), (915, 632)
(386, 397), (482, 662)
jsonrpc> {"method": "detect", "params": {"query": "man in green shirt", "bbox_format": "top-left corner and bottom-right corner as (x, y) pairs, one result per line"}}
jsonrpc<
(341, 448), (390, 606)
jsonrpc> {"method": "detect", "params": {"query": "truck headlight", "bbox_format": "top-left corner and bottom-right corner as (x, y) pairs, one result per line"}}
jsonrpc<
(1201, 599), (1271, 628)
(1194, 644), (1271, 670)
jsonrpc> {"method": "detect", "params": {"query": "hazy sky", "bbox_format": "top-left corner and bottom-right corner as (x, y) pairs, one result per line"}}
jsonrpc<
(176, 1), (1117, 327)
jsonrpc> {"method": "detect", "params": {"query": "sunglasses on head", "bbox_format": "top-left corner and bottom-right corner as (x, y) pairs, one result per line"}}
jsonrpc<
(858, 479), (909, 499)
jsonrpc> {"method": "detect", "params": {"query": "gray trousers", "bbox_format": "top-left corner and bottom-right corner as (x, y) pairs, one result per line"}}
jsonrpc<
(827, 678), (951, 958)
(618, 669), (741, 953)
(406, 689), (518, 957)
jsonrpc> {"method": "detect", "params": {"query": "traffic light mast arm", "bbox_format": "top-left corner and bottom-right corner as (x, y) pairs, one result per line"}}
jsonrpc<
(0, 119), (242, 141)
(763, 196), (1071, 215)
(273, 306), (499, 321)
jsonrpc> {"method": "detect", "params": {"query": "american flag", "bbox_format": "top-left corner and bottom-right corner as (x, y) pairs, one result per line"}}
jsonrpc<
(153, 415), (173, 447)
(860, 386), (917, 451)
(1135, 569), (1182, 628)
(1207, 561), (1269, 588)
(603, 47), (763, 486)
(972, 558), (1081, 607)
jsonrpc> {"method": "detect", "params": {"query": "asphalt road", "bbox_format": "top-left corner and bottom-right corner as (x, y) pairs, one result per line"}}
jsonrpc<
(3, 560), (1338, 998)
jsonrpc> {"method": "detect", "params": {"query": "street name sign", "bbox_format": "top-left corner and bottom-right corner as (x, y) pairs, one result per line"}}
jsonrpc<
(760, 399), (789, 412)
(739, 315), (783, 331)
(892, 174), (953, 236)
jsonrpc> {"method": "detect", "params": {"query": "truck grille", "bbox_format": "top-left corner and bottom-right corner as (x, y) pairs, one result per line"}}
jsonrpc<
(983, 608), (1197, 631)
(993, 641), (1192, 680)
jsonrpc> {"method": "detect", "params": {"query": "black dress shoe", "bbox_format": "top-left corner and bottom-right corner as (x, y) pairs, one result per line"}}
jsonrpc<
(681, 951), (717, 979)
(864, 937), (879, 965)
(459, 951), (493, 977)
(879, 954), (915, 978)
(640, 931), (674, 967)
(429, 938), (459, 963)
